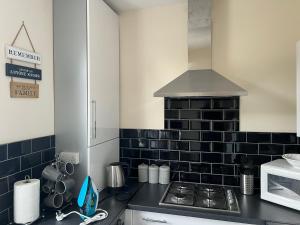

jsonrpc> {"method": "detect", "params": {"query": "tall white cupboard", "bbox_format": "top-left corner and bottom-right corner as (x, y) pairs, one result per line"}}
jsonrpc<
(53, 0), (119, 193)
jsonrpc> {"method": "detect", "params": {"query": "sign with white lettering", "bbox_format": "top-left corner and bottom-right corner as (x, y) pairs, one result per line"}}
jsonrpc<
(6, 63), (42, 80)
(10, 81), (39, 98)
(6, 45), (41, 65)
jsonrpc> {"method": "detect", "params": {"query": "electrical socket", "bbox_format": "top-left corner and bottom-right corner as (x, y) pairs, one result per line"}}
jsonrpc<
(59, 152), (80, 164)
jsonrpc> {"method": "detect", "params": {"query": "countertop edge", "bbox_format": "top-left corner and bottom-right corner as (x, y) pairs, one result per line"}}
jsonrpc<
(127, 203), (265, 225)
(126, 183), (300, 225)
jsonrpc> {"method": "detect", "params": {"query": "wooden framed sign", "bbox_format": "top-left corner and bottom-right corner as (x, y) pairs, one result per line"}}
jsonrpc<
(6, 63), (42, 80)
(6, 45), (41, 65)
(10, 81), (39, 98)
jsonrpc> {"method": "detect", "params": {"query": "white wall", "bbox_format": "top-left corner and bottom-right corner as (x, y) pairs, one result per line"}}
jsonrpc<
(213, 0), (300, 132)
(0, 0), (54, 144)
(120, 2), (188, 129)
(120, 0), (300, 132)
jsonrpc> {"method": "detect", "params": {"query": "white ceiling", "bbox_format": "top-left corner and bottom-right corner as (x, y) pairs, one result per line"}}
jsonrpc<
(104, 0), (186, 13)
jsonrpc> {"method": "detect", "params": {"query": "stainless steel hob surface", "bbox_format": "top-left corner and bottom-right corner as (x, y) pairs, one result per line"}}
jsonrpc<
(159, 182), (240, 213)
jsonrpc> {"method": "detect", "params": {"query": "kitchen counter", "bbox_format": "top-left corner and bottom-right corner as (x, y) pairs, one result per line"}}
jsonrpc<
(32, 183), (300, 225)
(33, 183), (142, 225)
(127, 183), (300, 225)
(35, 198), (125, 225)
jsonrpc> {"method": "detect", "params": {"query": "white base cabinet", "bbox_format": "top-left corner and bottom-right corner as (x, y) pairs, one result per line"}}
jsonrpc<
(125, 210), (254, 225)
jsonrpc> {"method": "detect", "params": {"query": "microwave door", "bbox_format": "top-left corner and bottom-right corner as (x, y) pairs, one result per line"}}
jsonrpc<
(268, 175), (300, 200)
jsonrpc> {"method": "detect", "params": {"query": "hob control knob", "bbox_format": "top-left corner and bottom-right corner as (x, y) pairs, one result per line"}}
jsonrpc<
(116, 219), (123, 225)
(226, 190), (234, 204)
(228, 197), (234, 204)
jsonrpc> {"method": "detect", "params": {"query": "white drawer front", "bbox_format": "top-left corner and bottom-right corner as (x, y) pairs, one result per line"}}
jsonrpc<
(132, 210), (254, 225)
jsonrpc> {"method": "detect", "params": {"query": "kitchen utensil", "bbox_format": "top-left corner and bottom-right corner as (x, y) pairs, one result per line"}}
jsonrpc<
(42, 180), (55, 194)
(261, 159), (300, 211)
(240, 174), (254, 195)
(149, 164), (159, 184)
(77, 176), (99, 217)
(138, 163), (148, 183)
(44, 193), (63, 209)
(106, 162), (126, 188)
(159, 182), (240, 213)
(239, 156), (254, 195)
(282, 154), (300, 169)
(63, 191), (73, 203)
(42, 165), (63, 182)
(59, 161), (75, 175)
(14, 177), (40, 224)
(55, 178), (75, 194)
(56, 176), (108, 225)
(55, 176), (108, 225)
(159, 165), (170, 185)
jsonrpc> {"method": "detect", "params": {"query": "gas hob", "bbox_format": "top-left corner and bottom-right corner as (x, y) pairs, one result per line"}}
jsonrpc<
(159, 182), (240, 213)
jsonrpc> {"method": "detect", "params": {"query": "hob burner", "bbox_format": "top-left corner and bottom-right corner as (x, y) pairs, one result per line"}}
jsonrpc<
(159, 182), (240, 213)
(173, 193), (185, 200)
(202, 198), (216, 207)
(170, 183), (194, 195)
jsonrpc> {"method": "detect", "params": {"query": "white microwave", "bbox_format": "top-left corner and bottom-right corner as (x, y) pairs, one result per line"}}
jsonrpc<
(261, 159), (300, 211)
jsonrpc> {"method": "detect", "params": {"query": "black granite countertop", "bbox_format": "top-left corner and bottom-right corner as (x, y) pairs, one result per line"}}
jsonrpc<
(32, 183), (300, 225)
(33, 183), (141, 225)
(127, 183), (300, 225)
(35, 197), (125, 225)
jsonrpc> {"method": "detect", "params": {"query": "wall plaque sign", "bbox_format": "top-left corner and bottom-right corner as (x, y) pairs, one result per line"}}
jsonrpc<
(6, 63), (42, 80)
(5, 21), (41, 98)
(10, 81), (39, 98)
(6, 45), (41, 65)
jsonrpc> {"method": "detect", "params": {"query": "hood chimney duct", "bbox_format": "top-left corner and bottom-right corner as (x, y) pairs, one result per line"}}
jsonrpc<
(154, 0), (247, 97)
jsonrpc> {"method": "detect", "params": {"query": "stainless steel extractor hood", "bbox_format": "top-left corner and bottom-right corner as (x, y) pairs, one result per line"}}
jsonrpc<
(154, 70), (247, 97)
(154, 0), (247, 97)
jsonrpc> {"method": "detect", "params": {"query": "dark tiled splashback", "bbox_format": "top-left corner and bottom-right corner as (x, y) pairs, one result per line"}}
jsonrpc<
(0, 135), (55, 225)
(120, 97), (300, 189)
(164, 97), (240, 131)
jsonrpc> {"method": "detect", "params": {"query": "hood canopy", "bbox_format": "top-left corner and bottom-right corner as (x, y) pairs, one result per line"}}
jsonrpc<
(154, 70), (247, 97)
(154, 0), (247, 98)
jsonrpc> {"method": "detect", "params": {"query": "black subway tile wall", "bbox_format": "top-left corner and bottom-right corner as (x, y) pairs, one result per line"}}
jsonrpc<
(120, 97), (300, 189)
(0, 135), (55, 224)
(165, 97), (240, 130)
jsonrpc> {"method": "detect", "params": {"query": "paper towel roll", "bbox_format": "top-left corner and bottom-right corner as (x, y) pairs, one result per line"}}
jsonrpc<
(14, 178), (40, 224)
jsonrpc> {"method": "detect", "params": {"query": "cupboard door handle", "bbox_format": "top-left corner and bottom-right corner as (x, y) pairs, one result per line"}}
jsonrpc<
(142, 218), (168, 223)
(94, 100), (97, 139)
(91, 100), (97, 139)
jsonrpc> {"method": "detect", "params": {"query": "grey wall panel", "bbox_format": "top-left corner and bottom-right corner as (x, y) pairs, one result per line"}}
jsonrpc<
(53, 0), (88, 194)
